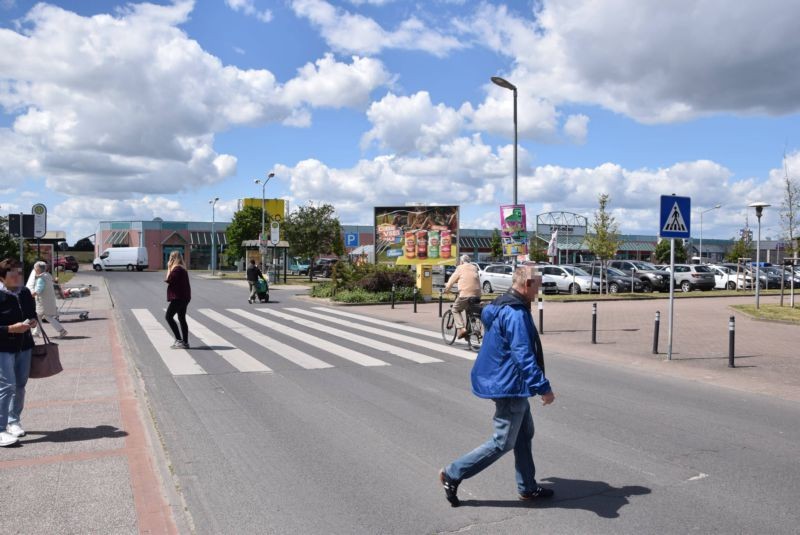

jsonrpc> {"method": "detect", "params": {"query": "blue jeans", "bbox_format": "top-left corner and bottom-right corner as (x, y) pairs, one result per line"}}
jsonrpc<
(0, 349), (32, 429)
(446, 397), (537, 494)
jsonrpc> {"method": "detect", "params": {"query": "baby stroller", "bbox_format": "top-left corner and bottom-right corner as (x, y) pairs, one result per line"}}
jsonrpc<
(255, 277), (269, 303)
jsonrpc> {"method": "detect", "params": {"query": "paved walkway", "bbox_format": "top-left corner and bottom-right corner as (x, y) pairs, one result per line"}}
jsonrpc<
(345, 293), (800, 403)
(0, 273), (178, 534)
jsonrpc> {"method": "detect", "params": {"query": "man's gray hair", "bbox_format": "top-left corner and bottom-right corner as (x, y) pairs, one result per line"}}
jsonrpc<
(34, 261), (48, 272)
(512, 267), (529, 288)
(460, 254), (472, 264)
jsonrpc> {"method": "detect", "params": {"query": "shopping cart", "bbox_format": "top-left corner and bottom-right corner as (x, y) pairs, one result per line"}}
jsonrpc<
(53, 283), (91, 321)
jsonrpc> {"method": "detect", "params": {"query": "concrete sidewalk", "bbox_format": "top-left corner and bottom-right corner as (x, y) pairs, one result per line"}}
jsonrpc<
(346, 293), (800, 403)
(0, 273), (179, 534)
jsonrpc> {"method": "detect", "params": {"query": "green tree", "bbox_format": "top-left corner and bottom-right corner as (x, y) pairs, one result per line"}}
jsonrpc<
(585, 193), (621, 263)
(528, 247), (548, 262)
(72, 237), (95, 251)
(654, 238), (688, 263)
(284, 203), (343, 281)
(779, 158), (799, 258)
(0, 215), (18, 260)
(725, 237), (754, 263)
(225, 205), (263, 262)
(490, 229), (503, 259)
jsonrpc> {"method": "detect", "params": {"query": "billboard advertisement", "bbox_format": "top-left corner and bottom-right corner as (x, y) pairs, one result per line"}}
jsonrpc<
(374, 206), (459, 266)
(500, 204), (528, 257)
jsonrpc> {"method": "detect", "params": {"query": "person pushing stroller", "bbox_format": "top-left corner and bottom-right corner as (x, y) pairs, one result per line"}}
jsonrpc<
(246, 260), (268, 304)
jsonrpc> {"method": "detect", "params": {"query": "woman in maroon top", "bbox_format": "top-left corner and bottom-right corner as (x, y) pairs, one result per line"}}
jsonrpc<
(165, 251), (191, 349)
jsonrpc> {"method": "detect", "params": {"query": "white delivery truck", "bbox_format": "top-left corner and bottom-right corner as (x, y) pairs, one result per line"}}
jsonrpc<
(93, 247), (148, 272)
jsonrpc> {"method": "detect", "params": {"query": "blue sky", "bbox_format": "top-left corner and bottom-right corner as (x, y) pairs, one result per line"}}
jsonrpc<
(1, 0), (799, 244)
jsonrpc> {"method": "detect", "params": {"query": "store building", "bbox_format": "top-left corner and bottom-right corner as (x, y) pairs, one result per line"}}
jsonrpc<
(96, 219), (229, 270)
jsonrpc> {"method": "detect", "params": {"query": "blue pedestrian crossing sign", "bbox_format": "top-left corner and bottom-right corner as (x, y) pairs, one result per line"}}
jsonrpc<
(345, 232), (360, 247)
(659, 195), (691, 239)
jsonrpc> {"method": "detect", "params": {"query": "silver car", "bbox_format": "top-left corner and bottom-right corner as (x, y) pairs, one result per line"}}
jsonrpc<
(479, 264), (513, 293)
(541, 265), (602, 294)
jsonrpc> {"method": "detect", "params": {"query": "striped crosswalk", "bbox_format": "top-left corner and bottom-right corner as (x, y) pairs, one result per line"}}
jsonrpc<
(130, 306), (475, 377)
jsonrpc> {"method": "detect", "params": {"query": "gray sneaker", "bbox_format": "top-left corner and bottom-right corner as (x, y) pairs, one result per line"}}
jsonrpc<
(180, 340), (190, 349)
(170, 340), (183, 349)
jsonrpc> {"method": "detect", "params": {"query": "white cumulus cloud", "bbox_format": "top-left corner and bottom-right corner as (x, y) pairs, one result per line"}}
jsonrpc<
(225, 0), (273, 22)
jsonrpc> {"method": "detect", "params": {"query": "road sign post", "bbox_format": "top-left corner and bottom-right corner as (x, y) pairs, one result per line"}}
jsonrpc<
(659, 195), (691, 361)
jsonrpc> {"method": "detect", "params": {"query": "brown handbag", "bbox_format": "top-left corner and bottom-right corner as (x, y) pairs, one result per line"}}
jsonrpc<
(30, 329), (63, 379)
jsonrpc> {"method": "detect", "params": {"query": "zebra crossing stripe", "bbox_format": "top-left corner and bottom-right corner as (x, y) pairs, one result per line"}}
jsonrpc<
(197, 309), (333, 370)
(185, 314), (273, 373)
(227, 309), (390, 368)
(131, 309), (206, 376)
(257, 308), (443, 364)
(312, 307), (441, 340)
(285, 308), (476, 361)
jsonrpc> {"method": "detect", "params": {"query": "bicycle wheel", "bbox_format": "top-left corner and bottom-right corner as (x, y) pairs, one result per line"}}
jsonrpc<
(441, 310), (457, 345)
(467, 314), (484, 351)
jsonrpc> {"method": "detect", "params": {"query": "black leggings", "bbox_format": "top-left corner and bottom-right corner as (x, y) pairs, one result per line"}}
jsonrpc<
(165, 300), (189, 343)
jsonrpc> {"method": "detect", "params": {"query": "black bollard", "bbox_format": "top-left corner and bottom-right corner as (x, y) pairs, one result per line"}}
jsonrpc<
(438, 289), (443, 318)
(652, 311), (660, 354)
(728, 316), (735, 368)
(391, 284), (396, 309)
(413, 287), (418, 313)
(538, 297), (544, 334)
(591, 302), (597, 344)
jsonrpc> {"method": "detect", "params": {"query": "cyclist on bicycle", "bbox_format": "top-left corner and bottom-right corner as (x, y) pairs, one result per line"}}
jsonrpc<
(444, 254), (482, 339)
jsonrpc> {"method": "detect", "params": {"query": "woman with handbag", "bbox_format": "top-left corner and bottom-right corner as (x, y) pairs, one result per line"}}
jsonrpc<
(165, 251), (191, 349)
(29, 261), (68, 339)
(0, 258), (38, 446)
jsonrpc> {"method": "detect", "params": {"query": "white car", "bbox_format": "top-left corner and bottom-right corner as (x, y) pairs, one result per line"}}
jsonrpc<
(479, 264), (513, 293)
(709, 265), (752, 290)
(541, 265), (602, 294)
(93, 247), (149, 272)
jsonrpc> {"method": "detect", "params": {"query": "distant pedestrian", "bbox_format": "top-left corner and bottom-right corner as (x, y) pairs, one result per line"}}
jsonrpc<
(164, 251), (191, 349)
(246, 259), (266, 304)
(440, 267), (555, 507)
(444, 254), (481, 339)
(29, 261), (68, 339)
(0, 258), (38, 446)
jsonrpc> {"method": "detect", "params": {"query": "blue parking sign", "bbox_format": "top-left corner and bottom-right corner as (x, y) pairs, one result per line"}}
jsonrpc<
(659, 195), (691, 239)
(345, 232), (360, 247)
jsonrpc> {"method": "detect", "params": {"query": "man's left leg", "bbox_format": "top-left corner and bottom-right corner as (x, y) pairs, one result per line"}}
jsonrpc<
(514, 399), (554, 500)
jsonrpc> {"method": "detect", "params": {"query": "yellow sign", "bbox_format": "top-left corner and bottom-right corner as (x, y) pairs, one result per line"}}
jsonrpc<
(240, 198), (286, 222)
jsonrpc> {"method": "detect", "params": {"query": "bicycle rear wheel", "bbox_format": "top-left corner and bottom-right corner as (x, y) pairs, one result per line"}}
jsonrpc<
(441, 310), (457, 345)
(467, 314), (484, 351)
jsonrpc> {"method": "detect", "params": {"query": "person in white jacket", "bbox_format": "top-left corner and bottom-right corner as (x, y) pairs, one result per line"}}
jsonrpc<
(28, 262), (67, 339)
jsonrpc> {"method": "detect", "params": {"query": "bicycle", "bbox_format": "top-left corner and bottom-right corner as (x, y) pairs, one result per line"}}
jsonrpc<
(441, 297), (484, 351)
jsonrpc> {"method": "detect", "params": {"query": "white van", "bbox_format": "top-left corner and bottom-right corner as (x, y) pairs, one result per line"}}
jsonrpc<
(93, 247), (148, 272)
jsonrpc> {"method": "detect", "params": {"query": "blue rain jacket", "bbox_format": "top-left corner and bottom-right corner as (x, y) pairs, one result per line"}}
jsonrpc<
(471, 290), (551, 399)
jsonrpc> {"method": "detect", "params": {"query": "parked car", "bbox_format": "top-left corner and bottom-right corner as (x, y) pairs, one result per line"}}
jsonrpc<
(577, 264), (643, 293)
(709, 265), (752, 290)
(443, 265), (456, 283)
(312, 258), (339, 278)
(663, 264), (716, 292)
(741, 264), (782, 289)
(288, 258), (310, 275)
(54, 255), (79, 273)
(607, 260), (671, 293)
(480, 264), (513, 293)
(541, 265), (602, 294)
(765, 266), (800, 287)
(93, 247), (148, 271)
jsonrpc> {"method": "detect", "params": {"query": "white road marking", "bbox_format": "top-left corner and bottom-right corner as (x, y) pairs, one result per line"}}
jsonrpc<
(186, 314), (273, 373)
(197, 309), (333, 370)
(312, 307), (441, 339)
(285, 308), (476, 361)
(131, 309), (206, 376)
(258, 308), (443, 364)
(227, 309), (389, 368)
(687, 473), (709, 481)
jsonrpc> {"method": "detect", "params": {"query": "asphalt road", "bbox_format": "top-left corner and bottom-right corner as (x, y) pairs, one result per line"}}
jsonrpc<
(105, 271), (800, 535)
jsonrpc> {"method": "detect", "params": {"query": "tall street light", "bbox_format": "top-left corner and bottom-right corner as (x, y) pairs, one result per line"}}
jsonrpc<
(255, 172), (275, 270)
(699, 204), (721, 263)
(749, 201), (770, 309)
(209, 197), (219, 274)
(491, 76), (518, 268)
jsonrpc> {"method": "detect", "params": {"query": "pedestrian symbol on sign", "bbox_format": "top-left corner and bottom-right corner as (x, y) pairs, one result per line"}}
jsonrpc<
(663, 202), (688, 233)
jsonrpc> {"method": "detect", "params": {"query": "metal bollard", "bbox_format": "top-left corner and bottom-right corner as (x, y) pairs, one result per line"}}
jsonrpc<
(413, 287), (418, 313)
(728, 315), (735, 368)
(538, 296), (544, 334)
(652, 311), (660, 354)
(591, 302), (597, 344)
(391, 284), (396, 309)
(438, 289), (444, 318)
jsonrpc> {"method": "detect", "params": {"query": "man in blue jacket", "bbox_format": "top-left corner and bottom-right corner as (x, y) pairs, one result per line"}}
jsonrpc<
(440, 267), (555, 507)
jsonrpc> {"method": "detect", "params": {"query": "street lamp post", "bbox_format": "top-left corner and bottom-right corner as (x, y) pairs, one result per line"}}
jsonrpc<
(491, 75), (518, 269)
(209, 197), (219, 274)
(749, 202), (771, 309)
(699, 204), (721, 263)
(255, 172), (275, 270)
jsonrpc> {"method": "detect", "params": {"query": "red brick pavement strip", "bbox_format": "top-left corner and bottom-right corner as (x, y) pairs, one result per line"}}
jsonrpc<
(342, 294), (800, 404)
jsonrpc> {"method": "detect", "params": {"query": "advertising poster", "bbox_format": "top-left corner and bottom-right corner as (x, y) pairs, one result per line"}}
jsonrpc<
(374, 206), (459, 266)
(500, 204), (528, 256)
